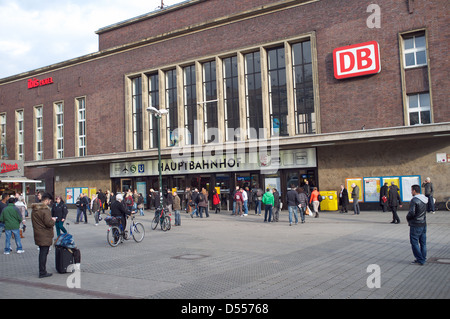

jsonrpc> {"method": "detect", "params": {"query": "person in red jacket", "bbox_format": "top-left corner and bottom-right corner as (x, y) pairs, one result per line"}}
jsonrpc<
(212, 189), (221, 214)
(234, 189), (243, 216)
(309, 187), (320, 218)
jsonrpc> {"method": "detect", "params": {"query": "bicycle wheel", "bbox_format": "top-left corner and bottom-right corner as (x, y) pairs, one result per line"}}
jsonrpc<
(107, 226), (122, 247)
(162, 216), (171, 232)
(151, 216), (159, 230)
(132, 222), (145, 243)
(446, 199), (450, 211)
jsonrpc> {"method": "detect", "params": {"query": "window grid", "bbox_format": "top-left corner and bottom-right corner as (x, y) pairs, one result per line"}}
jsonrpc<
(132, 77), (143, 150)
(165, 69), (178, 147)
(148, 73), (159, 149)
(244, 51), (263, 139)
(223, 56), (240, 141)
(267, 46), (288, 137)
(77, 98), (87, 157)
(55, 102), (64, 159)
(292, 41), (315, 135)
(16, 111), (24, 160)
(184, 65), (197, 145)
(202, 61), (218, 143)
(403, 34), (427, 68)
(407, 93), (431, 126)
(35, 106), (43, 160)
(1, 113), (6, 158)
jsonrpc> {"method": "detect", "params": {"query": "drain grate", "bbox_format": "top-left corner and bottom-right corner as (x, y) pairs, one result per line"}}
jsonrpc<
(172, 254), (209, 260)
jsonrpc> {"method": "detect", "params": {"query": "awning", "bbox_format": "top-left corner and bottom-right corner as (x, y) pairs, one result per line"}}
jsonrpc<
(1, 178), (42, 183)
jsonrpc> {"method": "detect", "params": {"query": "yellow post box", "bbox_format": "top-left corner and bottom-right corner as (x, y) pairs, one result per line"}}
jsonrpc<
(319, 191), (338, 211)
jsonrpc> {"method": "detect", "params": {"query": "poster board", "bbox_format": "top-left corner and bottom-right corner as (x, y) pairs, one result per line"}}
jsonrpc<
(346, 178), (363, 203)
(401, 175), (421, 202)
(136, 182), (147, 204)
(65, 188), (74, 204)
(363, 177), (381, 202)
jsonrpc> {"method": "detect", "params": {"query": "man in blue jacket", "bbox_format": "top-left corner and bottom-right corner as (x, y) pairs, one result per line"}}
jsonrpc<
(407, 185), (428, 266)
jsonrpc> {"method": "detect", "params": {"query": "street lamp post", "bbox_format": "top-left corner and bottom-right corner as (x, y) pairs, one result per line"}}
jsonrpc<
(147, 106), (168, 210)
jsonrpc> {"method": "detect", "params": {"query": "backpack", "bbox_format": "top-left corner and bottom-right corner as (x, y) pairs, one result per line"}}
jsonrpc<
(55, 233), (76, 249)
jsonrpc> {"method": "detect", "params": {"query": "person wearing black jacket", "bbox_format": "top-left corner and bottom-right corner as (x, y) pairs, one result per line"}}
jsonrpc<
(286, 185), (300, 226)
(110, 194), (133, 233)
(51, 196), (68, 236)
(407, 185), (428, 265)
(388, 183), (402, 224)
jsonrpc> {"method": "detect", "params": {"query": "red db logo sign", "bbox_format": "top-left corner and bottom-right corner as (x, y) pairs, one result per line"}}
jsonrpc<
(333, 41), (381, 79)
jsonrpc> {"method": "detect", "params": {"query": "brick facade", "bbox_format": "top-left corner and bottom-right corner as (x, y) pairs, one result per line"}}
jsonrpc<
(0, 0), (448, 203)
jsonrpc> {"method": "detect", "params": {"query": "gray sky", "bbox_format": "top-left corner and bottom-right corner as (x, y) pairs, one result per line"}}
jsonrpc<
(0, 0), (182, 79)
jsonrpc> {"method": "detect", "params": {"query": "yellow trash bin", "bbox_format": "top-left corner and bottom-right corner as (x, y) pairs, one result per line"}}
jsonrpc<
(319, 191), (338, 211)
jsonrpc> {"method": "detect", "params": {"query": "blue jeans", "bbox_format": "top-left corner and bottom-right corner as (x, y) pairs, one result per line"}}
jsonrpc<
(174, 210), (181, 226)
(410, 225), (427, 264)
(264, 205), (273, 222)
(425, 195), (435, 212)
(255, 200), (261, 215)
(288, 206), (299, 224)
(5, 229), (23, 253)
(243, 200), (248, 215)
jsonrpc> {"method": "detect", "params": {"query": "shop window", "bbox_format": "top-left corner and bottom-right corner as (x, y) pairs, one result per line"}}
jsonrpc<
(245, 51), (263, 139)
(407, 93), (431, 125)
(267, 46), (288, 137)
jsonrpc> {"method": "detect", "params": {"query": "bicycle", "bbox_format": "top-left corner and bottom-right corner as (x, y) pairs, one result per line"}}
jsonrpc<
(151, 207), (171, 231)
(106, 213), (145, 247)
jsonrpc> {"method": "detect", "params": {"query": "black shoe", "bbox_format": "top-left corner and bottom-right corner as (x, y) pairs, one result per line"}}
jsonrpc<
(39, 272), (53, 278)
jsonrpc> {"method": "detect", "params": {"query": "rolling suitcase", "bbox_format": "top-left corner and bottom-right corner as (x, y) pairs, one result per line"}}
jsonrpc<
(55, 245), (74, 273)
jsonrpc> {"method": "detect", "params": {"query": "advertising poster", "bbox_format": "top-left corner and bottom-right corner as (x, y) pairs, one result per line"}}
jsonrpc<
(363, 177), (381, 202)
(65, 188), (74, 204)
(136, 182), (147, 205)
(346, 178), (363, 203)
(401, 176), (421, 202)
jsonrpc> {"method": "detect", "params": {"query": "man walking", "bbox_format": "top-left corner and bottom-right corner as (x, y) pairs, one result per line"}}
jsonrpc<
(0, 198), (25, 255)
(351, 183), (360, 215)
(407, 185), (428, 266)
(287, 184), (300, 226)
(421, 177), (435, 214)
(388, 182), (402, 224)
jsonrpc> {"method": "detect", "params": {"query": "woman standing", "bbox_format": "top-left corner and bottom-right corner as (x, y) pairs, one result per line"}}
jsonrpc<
(212, 189), (220, 214)
(51, 196), (68, 237)
(309, 187), (320, 218)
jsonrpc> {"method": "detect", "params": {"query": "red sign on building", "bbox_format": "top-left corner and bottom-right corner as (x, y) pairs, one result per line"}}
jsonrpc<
(27, 77), (54, 89)
(333, 41), (381, 79)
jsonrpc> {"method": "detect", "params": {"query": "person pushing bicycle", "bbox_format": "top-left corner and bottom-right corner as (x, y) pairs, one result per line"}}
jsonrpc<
(111, 194), (135, 234)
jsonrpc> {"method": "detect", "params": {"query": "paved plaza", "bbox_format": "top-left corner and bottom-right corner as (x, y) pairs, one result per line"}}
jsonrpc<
(1, 207), (449, 300)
